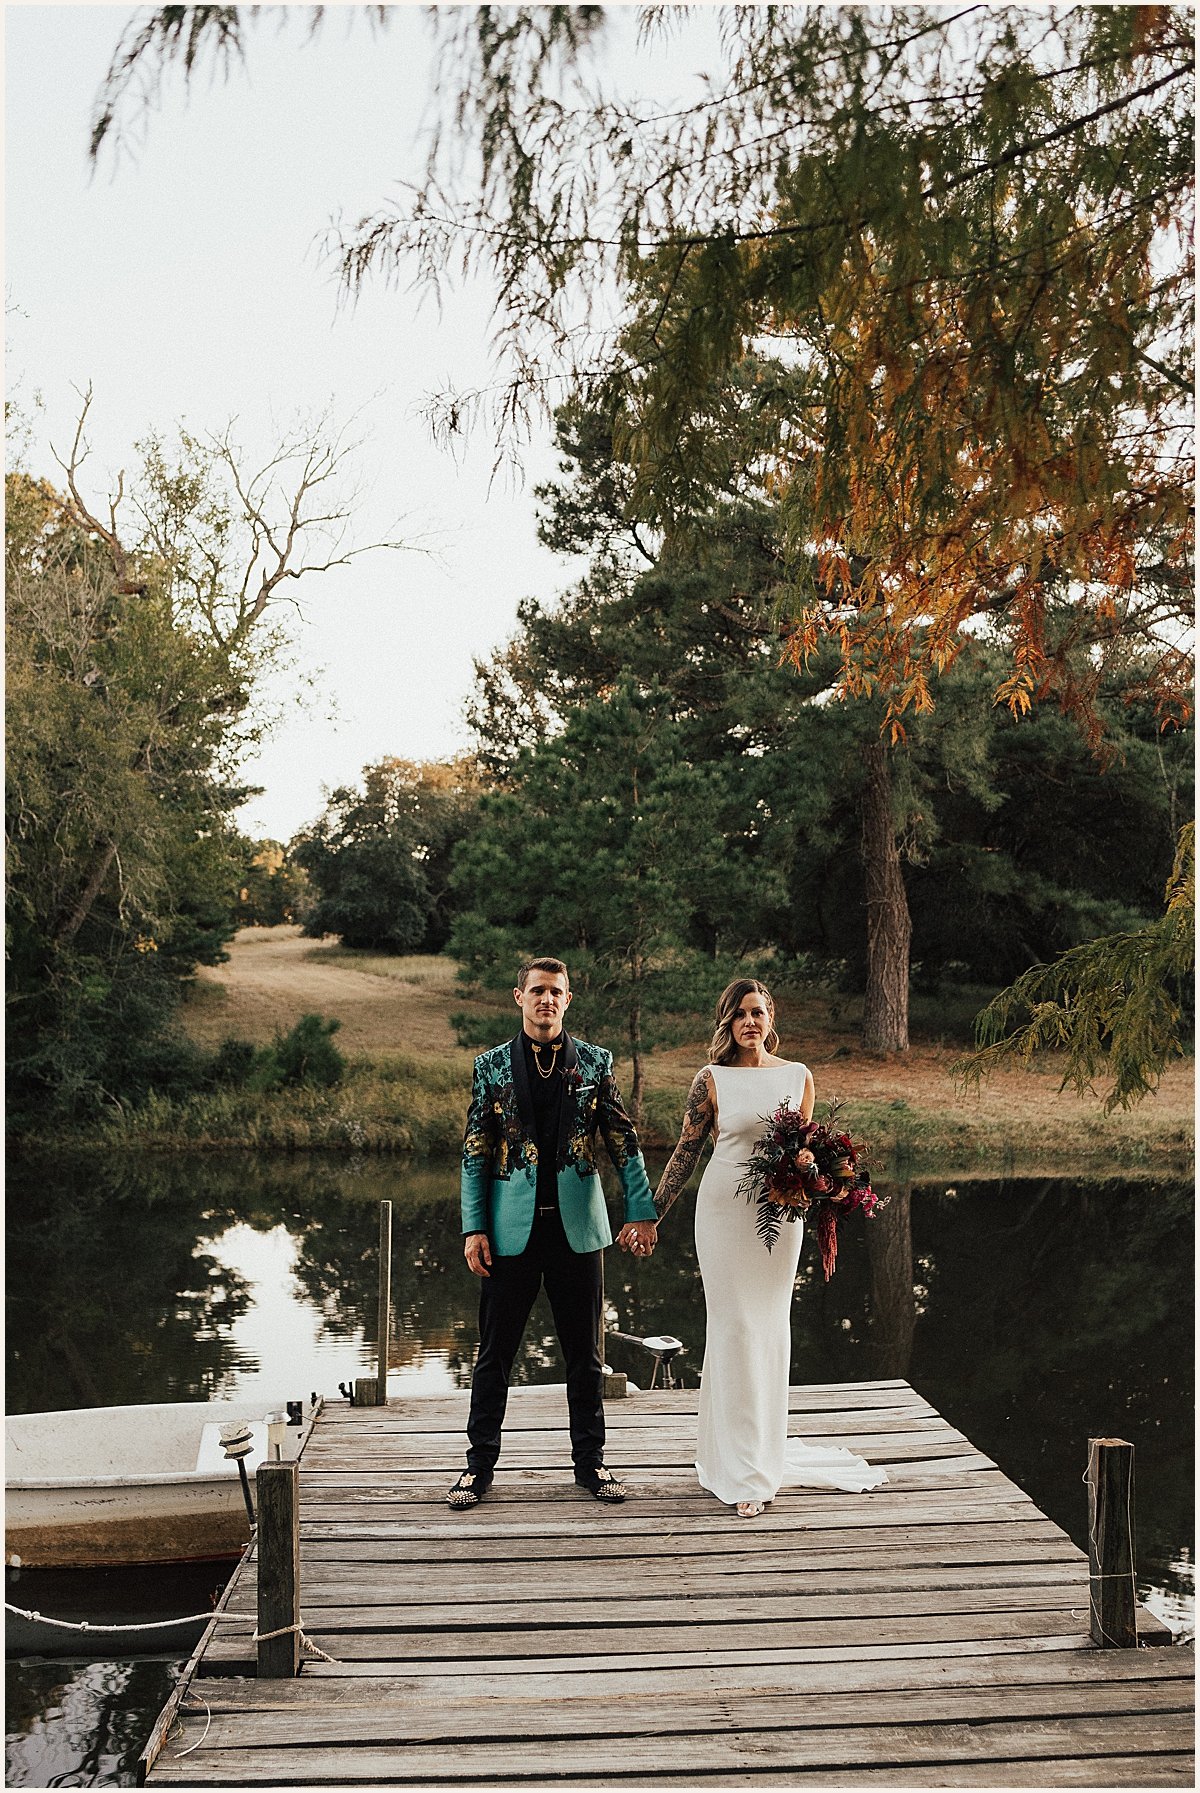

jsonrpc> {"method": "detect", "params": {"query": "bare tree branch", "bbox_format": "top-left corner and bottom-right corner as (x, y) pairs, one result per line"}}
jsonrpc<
(51, 385), (147, 597)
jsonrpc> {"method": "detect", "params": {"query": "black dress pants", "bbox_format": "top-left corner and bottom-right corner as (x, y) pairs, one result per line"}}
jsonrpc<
(466, 1207), (604, 1477)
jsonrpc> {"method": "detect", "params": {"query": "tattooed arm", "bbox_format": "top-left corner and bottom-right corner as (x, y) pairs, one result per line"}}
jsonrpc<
(615, 1068), (715, 1255)
(653, 1069), (716, 1223)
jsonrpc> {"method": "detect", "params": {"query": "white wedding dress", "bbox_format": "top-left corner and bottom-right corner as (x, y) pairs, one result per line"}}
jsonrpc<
(694, 1061), (888, 1504)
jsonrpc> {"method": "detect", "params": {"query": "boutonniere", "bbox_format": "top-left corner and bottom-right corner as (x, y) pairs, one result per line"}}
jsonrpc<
(563, 1069), (586, 1094)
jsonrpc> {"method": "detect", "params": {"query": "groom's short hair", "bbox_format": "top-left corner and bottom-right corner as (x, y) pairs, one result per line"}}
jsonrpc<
(517, 956), (569, 990)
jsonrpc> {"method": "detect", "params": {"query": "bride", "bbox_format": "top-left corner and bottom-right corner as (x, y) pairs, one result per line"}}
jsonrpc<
(620, 978), (887, 1517)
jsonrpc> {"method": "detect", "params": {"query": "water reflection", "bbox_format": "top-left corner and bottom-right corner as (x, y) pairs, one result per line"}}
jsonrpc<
(906, 1174), (1194, 1641)
(5, 1658), (178, 1787)
(7, 1157), (254, 1411)
(865, 1182), (915, 1377)
(1142, 1551), (1195, 1641)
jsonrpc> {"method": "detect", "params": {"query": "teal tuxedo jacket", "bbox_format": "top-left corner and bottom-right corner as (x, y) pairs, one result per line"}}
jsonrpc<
(460, 1033), (657, 1255)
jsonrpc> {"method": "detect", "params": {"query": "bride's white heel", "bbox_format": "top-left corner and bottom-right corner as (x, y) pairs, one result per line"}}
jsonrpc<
(736, 1500), (764, 1518)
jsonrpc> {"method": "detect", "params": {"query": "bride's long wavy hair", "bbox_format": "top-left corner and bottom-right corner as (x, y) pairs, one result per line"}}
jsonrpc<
(709, 978), (779, 1065)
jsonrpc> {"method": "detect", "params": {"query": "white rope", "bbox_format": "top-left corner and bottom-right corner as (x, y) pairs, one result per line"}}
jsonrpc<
(168, 1689), (212, 1760)
(165, 1630), (339, 1765)
(252, 1618), (339, 1663)
(5, 1599), (338, 1660)
(4, 1600), (218, 1633)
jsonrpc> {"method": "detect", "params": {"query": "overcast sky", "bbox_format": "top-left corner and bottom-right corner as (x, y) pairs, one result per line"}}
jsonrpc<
(6, 3), (715, 840)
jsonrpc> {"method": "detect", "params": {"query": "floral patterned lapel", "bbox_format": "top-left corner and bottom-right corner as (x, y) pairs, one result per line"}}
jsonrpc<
(508, 1033), (535, 1136)
(555, 1031), (581, 1166)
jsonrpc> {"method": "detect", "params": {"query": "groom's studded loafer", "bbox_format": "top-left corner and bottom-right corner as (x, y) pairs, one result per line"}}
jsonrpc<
(446, 1471), (491, 1510)
(575, 1466), (627, 1502)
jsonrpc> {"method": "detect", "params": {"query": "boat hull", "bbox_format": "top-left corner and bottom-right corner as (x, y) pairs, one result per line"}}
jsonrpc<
(6, 1477), (253, 1568)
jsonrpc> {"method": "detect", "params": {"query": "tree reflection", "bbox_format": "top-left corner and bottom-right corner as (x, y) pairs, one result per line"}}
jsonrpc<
(4, 1658), (177, 1787)
(6, 1156), (251, 1413)
(865, 1183), (915, 1378)
(909, 1176), (1194, 1579)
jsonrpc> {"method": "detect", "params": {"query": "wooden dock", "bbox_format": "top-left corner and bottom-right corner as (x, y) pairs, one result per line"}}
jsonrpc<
(142, 1379), (1193, 1786)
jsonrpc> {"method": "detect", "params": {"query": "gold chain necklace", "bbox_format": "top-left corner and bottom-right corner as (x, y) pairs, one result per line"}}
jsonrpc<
(532, 1040), (563, 1080)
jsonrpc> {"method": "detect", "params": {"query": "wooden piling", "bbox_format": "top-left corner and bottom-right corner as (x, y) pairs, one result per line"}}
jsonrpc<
(1087, 1436), (1138, 1648)
(376, 1199), (392, 1407)
(256, 1459), (300, 1677)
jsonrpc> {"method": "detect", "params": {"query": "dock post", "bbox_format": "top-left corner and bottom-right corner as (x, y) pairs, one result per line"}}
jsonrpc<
(256, 1459), (301, 1677)
(1087, 1436), (1138, 1648)
(376, 1198), (392, 1407)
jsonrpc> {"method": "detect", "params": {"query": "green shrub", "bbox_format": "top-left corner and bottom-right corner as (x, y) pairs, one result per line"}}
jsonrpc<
(209, 1036), (261, 1086)
(269, 1013), (346, 1088)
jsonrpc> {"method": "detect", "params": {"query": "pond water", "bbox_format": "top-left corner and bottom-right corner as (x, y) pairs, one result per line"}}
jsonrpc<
(5, 1149), (1194, 1786)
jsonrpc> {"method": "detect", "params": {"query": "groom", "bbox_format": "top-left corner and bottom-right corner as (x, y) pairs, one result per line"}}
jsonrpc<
(447, 957), (659, 1508)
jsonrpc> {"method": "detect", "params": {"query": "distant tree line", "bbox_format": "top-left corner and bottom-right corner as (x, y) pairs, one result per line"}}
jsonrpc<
(289, 757), (484, 954)
(232, 839), (309, 929)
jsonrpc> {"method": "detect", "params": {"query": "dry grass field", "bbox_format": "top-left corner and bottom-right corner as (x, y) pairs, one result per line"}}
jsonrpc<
(176, 927), (1194, 1163)
(183, 927), (487, 1056)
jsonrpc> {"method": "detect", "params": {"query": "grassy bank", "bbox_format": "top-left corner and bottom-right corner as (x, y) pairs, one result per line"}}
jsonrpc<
(639, 1087), (1193, 1173)
(25, 1044), (1193, 1172)
(47, 1052), (476, 1157)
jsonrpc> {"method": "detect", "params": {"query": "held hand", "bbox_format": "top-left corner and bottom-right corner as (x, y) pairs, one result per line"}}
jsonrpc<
(617, 1221), (658, 1258)
(464, 1232), (493, 1277)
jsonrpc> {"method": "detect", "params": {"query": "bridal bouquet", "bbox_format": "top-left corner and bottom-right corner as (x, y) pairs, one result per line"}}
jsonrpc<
(736, 1100), (882, 1275)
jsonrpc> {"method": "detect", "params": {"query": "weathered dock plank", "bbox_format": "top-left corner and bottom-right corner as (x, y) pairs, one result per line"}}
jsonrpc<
(152, 1646), (1198, 1708)
(154, 1680), (1195, 1753)
(146, 1712), (1198, 1785)
(142, 1382), (1192, 1788)
(224, 1563), (1091, 1603)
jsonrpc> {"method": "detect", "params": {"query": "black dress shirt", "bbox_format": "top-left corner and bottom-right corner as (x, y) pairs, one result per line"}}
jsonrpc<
(521, 1031), (565, 1209)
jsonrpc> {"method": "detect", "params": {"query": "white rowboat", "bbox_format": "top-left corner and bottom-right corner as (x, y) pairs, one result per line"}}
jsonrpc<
(5, 1397), (316, 1568)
